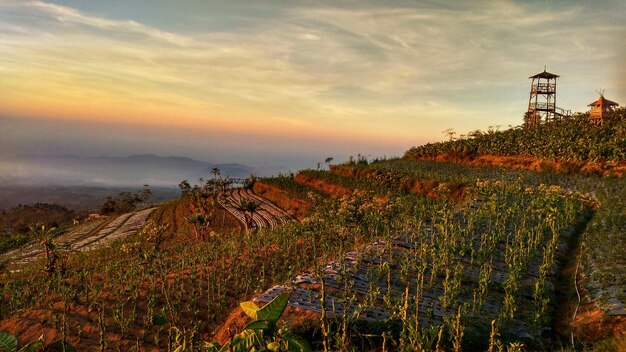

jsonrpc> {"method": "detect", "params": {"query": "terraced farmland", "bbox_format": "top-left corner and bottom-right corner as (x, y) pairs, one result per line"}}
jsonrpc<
(0, 160), (623, 350)
(218, 187), (293, 230)
(1, 208), (154, 268)
(238, 177), (590, 348)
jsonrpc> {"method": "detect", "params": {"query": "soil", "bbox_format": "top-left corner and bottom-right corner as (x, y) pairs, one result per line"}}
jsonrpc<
(252, 182), (311, 220)
(410, 153), (626, 177)
(294, 173), (352, 198)
(571, 304), (626, 348)
(330, 165), (473, 203)
(213, 305), (321, 345)
(0, 198), (246, 351)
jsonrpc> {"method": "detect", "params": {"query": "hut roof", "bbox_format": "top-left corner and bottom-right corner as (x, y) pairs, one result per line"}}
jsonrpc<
(529, 70), (559, 79)
(588, 95), (619, 107)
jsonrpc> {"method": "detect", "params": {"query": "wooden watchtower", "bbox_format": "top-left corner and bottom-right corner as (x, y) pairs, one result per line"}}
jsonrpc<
(524, 69), (571, 128)
(588, 95), (618, 126)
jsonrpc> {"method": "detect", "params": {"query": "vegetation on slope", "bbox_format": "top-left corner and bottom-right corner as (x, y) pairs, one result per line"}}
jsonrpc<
(0, 204), (75, 255)
(405, 113), (626, 163)
(222, 170), (594, 350)
(0, 178), (409, 350)
(252, 176), (315, 220)
(348, 158), (625, 344)
(1, 158), (623, 350)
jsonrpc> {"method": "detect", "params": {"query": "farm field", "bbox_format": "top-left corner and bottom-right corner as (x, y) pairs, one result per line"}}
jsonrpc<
(0, 208), (154, 269)
(328, 159), (626, 315)
(0, 158), (624, 351)
(404, 114), (626, 178)
(218, 188), (293, 230)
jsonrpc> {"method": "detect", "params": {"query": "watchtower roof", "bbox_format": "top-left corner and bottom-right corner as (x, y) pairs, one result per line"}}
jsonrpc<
(529, 70), (559, 79)
(588, 95), (618, 107)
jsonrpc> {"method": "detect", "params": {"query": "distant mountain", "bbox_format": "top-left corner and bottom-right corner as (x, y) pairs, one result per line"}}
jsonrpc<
(0, 154), (255, 187)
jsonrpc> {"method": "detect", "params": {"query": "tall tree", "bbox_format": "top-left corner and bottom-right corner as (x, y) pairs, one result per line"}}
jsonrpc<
(325, 157), (334, 168)
(30, 224), (58, 276)
(234, 198), (261, 232)
(211, 167), (221, 194)
(234, 198), (251, 232)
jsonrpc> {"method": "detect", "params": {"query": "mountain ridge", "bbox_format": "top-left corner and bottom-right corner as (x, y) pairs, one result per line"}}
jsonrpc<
(0, 154), (256, 187)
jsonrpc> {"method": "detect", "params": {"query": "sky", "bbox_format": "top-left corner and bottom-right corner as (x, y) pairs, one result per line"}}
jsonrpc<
(1, 0), (625, 173)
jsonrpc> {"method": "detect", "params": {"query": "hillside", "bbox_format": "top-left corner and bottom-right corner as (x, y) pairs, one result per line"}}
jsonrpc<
(405, 113), (626, 176)
(0, 203), (76, 254)
(0, 204), (75, 233)
(0, 147), (624, 350)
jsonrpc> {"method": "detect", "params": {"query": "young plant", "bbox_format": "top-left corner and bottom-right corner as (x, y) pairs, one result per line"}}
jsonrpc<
(206, 291), (312, 352)
(0, 331), (74, 352)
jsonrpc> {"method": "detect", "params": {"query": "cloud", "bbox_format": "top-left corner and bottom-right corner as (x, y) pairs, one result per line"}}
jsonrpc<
(26, 1), (196, 47)
(0, 0), (624, 150)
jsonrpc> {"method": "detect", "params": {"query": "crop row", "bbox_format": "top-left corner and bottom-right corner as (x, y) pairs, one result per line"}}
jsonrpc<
(242, 173), (588, 350)
(341, 158), (626, 316)
(218, 188), (291, 229)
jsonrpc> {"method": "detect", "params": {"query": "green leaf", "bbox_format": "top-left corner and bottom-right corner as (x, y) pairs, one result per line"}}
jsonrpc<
(43, 339), (76, 352)
(0, 331), (18, 352)
(242, 320), (271, 331)
(281, 332), (313, 352)
(231, 329), (258, 352)
(240, 301), (259, 320)
(256, 291), (291, 323)
(151, 314), (168, 326)
(203, 342), (222, 352)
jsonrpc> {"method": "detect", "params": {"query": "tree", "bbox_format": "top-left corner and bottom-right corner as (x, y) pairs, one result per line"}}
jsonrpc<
(99, 186), (152, 215)
(187, 213), (210, 241)
(235, 198), (261, 232)
(245, 199), (261, 223)
(140, 184), (152, 203)
(211, 167), (221, 194)
(243, 174), (256, 190)
(442, 128), (456, 141)
(30, 224), (58, 276)
(220, 177), (234, 194)
(178, 180), (192, 196)
(234, 198), (251, 232)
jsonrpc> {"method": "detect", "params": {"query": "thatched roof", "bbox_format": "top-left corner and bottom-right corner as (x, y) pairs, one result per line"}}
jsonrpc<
(588, 95), (619, 107)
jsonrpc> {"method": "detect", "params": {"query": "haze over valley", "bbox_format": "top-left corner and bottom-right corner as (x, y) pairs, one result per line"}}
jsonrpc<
(0, 1), (624, 350)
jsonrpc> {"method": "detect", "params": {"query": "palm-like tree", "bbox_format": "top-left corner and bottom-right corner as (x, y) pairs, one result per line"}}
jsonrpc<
(220, 177), (234, 194)
(187, 213), (209, 241)
(234, 198), (261, 232)
(30, 224), (58, 276)
(245, 199), (261, 225)
(211, 167), (221, 194)
(234, 198), (251, 232)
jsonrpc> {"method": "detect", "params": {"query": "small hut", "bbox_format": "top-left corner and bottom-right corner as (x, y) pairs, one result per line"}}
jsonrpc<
(588, 95), (619, 126)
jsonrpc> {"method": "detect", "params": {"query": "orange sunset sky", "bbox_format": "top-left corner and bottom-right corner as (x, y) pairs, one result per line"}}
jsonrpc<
(1, 0), (625, 172)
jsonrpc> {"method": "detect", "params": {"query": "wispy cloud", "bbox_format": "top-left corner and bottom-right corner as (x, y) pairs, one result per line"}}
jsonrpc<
(0, 0), (624, 151)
